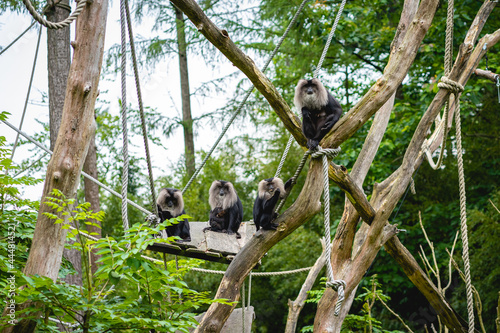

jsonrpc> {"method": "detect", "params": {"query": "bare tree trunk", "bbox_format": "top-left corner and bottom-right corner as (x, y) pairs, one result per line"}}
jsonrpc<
(83, 133), (101, 275)
(2, 0), (108, 330)
(173, 5), (195, 177)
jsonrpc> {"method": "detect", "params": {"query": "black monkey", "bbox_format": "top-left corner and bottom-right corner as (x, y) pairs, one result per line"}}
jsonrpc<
(294, 78), (343, 149)
(156, 188), (191, 242)
(204, 180), (244, 239)
(253, 177), (285, 231)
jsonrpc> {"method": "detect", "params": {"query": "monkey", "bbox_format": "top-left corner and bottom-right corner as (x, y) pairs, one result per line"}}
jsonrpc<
(204, 180), (244, 239)
(294, 78), (343, 149)
(207, 207), (227, 232)
(253, 177), (286, 231)
(156, 188), (191, 242)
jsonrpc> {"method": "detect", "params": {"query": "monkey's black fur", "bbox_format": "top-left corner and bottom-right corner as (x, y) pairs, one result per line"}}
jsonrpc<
(204, 180), (244, 239)
(156, 188), (191, 242)
(294, 78), (342, 149)
(253, 177), (286, 231)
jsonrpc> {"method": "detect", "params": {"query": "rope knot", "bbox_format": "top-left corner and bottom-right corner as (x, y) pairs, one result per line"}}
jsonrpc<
(310, 146), (341, 160)
(326, 279), (346, 316)
(437, 76), (464, 94)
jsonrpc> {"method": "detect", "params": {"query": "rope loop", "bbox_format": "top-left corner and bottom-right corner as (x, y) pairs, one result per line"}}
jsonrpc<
(22, 0), (88, 30)
(438, 76), (464, 94)
(310, 146), (342, 160)
(326, 279), (346, 316)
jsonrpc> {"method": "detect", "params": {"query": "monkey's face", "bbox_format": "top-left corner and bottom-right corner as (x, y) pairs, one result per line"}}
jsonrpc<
(301, 82), (320, 103)
(265, 181), (276, 194)
(218, 184), (229, 198)
(162, 196), (178, 211)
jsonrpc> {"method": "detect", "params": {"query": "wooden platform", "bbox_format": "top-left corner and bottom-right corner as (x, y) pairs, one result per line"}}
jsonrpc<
(147, 221), (256, 264)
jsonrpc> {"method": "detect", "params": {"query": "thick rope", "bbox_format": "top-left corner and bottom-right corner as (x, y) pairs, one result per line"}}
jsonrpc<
(313, 0), (347, 78)
(120, 0), (130, 230)
(454, 92), (475, 333)
(184, 266), (312, 276)
(9, 25), (42, 164)
(2, 119), (153, 216)
(182, 0), (310, 194)
(123, 0), (158, 216)
(21, 0), (87, 30)
(311, 147), (344, 316)
(275, 149), (311, 213)
(425, 0), (455, 170)
(274, 135), (295, 178)
(0, 21), (36, 56)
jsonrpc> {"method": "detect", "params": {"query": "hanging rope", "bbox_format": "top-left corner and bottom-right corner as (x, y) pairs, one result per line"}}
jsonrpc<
(9, 25), (42, 164)
(274, 135), (295, 179)
(424, 0), (455, 169)
(123, 0), (158, 216)
(21, 0), (87, 30)
(452, 88), (475, 333)
(313, 0), (347, 78)
(310, 147), (345, 316)
(0, 21), (36, 56)
(241, 277), (246, 333)
(120, 0), (130, 230)
(182, 0), (311, 194)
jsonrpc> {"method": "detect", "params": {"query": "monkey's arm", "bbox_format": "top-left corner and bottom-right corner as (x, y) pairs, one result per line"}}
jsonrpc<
(228, 199), (243, 234)
(263, 190), (280, 212)
(253, 196), (264, 230)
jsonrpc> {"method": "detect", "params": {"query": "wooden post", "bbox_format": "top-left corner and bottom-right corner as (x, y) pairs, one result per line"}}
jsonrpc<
(2, 0), (108, 331)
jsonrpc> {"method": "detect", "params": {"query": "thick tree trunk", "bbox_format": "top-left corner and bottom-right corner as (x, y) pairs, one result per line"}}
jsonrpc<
(173, 5), (196, 177)
(2, 0), (108, 331)
(46, 0), (83, 292)
(83, 133), (101, 275)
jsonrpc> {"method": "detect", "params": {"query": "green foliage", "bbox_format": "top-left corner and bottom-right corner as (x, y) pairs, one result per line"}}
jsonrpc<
(1, 188), (228, 332)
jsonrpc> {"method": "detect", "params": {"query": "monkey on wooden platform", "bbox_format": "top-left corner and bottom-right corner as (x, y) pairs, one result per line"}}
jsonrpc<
(204, 180), (244, 239)
(294, 78), (342, 149)
(156, 188), (191, 242)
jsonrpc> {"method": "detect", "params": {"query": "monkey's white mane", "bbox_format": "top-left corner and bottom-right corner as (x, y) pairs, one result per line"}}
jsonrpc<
(258, 177), (285, 200)
(294, 78), (329, 111)
(156, 188), (184, 217)
(209, 180), (238, 210)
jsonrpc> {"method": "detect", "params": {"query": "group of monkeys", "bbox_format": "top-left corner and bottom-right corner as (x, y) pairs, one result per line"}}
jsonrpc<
(156, 78), (343, 242)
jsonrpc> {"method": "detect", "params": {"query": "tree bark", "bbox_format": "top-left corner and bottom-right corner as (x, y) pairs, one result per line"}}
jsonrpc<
(83, 132), (101, 275)
(2, 0), (108, 330)
(173, 5), (196, 177)
(46, 0), (84, 293)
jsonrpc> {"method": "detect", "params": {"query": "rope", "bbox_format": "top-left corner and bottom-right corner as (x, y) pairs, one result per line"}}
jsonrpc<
(454, 90), (475, 333)
(182, 266), (312, 276)
(123, 0), (158, 215)
(425, 0), (455, 170)
(313, 0), (347, 78)
(248, 272), (252, 308)
(13, 152), (48, 178)
(311, 147), (344, 316)
(9, 25), (42, 163)
(1, 120), (154, 216)
(119, 0), (130, 230)
(275, 149), (310, 213)
(0, 21), (36, 56)
(182, 0), (311, 194)
(274, 135), (295, 178)
(21, 0), (87, 30)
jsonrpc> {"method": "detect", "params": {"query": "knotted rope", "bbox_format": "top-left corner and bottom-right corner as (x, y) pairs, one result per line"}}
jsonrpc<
(310, 146), (345, 316)
(22, 0), (88, 30)
(425, 70), (474, 332)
